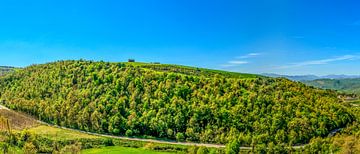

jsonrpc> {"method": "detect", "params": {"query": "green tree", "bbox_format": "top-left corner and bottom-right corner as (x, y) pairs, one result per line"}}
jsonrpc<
(176, 133), (185, 142)
(197, 147), (209, 154)
(226, 139), (240, 154)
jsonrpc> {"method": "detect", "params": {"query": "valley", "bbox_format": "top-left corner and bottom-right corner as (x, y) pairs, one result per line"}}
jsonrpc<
(303, 78), (360, 96)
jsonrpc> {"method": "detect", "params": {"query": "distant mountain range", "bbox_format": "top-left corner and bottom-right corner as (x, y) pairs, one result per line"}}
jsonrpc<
(262, 73), (360, 81)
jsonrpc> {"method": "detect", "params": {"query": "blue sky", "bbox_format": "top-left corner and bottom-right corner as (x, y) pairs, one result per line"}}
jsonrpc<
(0, 0), (360, 75)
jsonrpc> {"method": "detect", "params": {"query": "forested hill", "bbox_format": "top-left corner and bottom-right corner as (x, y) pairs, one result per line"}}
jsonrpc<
(0, 60), (355, 146)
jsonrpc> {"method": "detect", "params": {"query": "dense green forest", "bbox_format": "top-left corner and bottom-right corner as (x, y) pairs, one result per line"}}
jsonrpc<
(303, 78), (360, 96)
(0, 60), (355, 147)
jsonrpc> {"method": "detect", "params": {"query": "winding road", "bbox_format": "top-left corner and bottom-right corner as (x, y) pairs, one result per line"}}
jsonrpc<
(0, 104), (341, 150)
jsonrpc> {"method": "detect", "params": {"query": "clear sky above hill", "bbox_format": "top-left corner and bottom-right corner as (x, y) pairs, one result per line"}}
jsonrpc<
(0, 0), (359, 75)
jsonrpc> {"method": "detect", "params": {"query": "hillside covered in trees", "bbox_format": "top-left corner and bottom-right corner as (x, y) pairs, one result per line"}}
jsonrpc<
(0, 60), (355, 147)
(303, 78), (360, 96)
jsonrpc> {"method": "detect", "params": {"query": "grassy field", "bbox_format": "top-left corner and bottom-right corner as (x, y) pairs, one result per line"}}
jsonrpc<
(124, 62), (261, 79)
(82, 146), (177, 154)
(28, 125), (99, 140)
(0, 109), (99, 140)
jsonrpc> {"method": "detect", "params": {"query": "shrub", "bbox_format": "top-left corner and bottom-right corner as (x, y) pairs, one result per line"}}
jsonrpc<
(103, 138), (114, 146)
(125, 130), (133, 137)
(176, 133), (185, 142)
(197, 146), (209, 154)
(23, 142), (37, 154)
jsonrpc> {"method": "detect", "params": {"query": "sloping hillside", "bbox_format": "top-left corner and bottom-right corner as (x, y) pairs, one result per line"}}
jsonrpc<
(0, 60), (355, 146)
(303, 78), (360, 95)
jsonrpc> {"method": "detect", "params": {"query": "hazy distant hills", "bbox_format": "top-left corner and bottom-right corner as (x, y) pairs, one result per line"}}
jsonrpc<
(303, 78), (360, 95)
(262, 73), (360, 95)
(321, 74), (360, 79)
(262, 73), (319, 81)
(262, 73), (360, 81)
(0, 66), (15, 76)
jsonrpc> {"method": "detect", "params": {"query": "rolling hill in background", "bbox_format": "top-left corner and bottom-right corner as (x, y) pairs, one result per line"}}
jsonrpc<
(303, 78), (360, 96)
(262, 73), (360, 81)
(263, 73), (360, 96)
(0, 66), (15, 76)
(262, 73), (319, 81)
(0, 60), (354, 147)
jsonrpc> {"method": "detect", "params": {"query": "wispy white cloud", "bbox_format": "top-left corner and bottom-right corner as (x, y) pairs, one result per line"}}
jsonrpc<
(275, 55), (359, 69)
(221, 61), (248, 68)
(237, 52), (261, 59)
(228, 60), (248, 64)
(220, 52), (262, 68)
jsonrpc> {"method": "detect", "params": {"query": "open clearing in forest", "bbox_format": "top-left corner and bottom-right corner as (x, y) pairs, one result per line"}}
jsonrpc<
(0, 108), (38, 130)
(81, 146), (176, 154)
(0, 106), (99, 140)
(29, 125), (99, 140)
